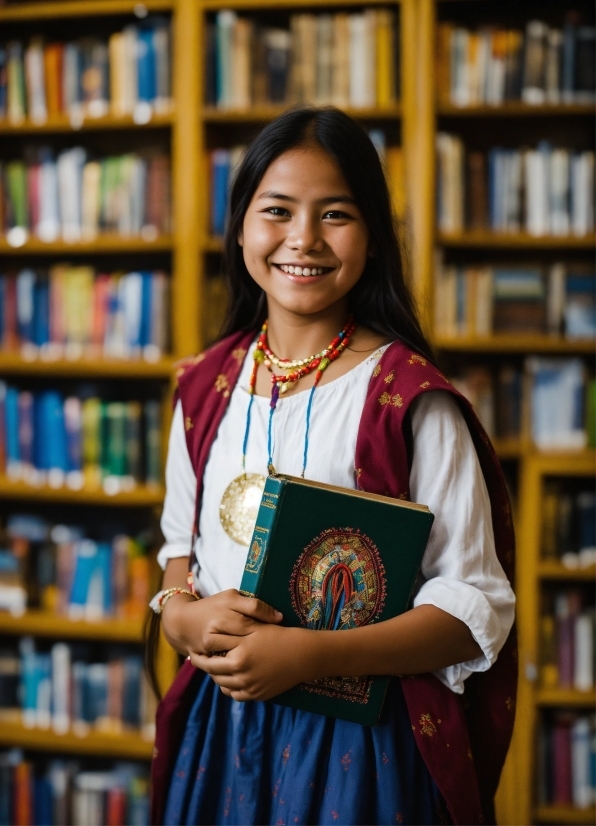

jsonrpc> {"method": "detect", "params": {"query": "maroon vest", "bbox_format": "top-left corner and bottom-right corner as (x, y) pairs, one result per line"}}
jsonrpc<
(151, 332), (517, 826)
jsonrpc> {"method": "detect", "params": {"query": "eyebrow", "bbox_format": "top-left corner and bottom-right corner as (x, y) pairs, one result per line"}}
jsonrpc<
(257, 190), (357, 206)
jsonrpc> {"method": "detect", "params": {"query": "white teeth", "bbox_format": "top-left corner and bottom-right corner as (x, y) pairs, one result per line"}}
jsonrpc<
(278, 264), (329, 276)
(303, 267), (311, 276)
(294, 266), (303, 275)
(288, 265), (295, 274)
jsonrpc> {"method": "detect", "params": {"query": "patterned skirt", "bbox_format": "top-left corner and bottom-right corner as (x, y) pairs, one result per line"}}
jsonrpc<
(163, 671), (446, 826)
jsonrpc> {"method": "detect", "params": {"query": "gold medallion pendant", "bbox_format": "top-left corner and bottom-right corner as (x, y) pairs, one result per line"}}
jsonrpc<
(219, 473), (267, 545)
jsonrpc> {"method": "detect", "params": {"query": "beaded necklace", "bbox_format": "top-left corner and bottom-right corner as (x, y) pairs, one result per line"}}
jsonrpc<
(219, 317), (357, 546)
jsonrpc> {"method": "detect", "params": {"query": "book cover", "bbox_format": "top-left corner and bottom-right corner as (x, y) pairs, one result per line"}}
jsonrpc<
(240, 474), (434, 725)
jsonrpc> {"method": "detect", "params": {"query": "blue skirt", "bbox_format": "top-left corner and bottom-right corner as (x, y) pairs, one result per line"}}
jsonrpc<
(164, 672), (445, 826)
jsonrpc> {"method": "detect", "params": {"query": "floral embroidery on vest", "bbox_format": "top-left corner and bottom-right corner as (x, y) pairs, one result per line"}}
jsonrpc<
(408, 354), (427, 366)
(384, 370), (395, 384)
(378, 392), (403, 407)
(232, 347), (247, 364)
(506, 696), (514, 712)
(419, 713), (437, 736)
(373, 363), (382, 377)
(420, 381), (430, 389)
(184, 416), (193, 431)
(215, 373), (230, 397)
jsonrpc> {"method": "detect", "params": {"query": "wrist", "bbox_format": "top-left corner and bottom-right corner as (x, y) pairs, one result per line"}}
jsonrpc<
(161, 594), (198, 652)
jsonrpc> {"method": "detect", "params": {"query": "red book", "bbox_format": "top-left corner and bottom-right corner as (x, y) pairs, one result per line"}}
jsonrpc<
(91, 273), (111, 354)
(552, 714), (573, 805)
(13, 762), (33, 826)
(27, 162), (41, 236)
(106, 786), (127, 826)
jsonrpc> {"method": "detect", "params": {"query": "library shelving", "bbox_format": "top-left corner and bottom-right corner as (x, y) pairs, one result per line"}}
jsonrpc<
(411, 1), (595, 823)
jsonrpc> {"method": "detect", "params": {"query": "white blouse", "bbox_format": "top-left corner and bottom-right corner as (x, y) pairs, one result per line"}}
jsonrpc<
(158, 346), (515, 694)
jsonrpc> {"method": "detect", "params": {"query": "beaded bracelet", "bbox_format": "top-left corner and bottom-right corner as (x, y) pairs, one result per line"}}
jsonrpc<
(149, 587), (200, 615)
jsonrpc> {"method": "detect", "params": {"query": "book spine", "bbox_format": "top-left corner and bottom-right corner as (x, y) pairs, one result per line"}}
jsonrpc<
(238, 477), (285, 597)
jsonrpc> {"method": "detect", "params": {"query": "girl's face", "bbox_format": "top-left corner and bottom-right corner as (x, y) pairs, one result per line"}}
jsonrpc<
(239, 145), (371, 319)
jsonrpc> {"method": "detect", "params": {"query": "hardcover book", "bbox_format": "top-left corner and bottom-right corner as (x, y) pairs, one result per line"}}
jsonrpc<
(240, 474), (434, 725)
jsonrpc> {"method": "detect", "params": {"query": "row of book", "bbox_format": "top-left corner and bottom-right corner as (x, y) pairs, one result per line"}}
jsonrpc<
(0, 514), (153, 619)
(436, 19), (596, 107)
(0, 385), (162, 492)
(0, 751), (149, 826)
(434, 263), (596, 339)
(436, 135), (594, 237)
(541, 489), (596, 570)
(541, 589), (595, 692)
(0, 638), (156, 737)
(1, 267), (170, 361)
(206, 10), (399, 110)
(209, 135), (404, 238)
(537, 713), (596, 809)
(0, 17), (172, 126)
(450, 361), (594, 451)
(2, 148), (171, 246)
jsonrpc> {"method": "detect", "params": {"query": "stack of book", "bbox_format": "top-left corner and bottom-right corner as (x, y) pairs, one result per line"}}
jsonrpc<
(0, 17), (172, 126)
(0, 751), (149, 826)
(541, 588), (595, 692)
(436, 134), (594, 236)
(206, 9), (399, 109)
(537, 712), (596, 809)
(0, 384), (162, 492)
(449, 364), (523, 441)
(209, 133), (403, 238)
(0, 514), (154, 619)
(1, 147), (171, 247)
(541, 486), (596, 570)
(0, 267), (170, 361)
(0, 638), (156, 737)
(434, 262), (596, 338)
(436, 19), (596, 107)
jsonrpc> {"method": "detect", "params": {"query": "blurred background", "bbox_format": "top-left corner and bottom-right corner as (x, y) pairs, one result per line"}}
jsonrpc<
(0, 0), (593, 824)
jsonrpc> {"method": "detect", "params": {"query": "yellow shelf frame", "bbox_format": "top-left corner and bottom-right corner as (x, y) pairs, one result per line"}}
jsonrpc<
(0, 112), (173, 134)
(0, 610), (143, 643)
(437, 103), (596, 118)
(0, 476), (165, 506)
(534, 806), (596, 825)
(0, 1), (173, 21)
(0, 353), (175, 378)
(434, 335), (596, 354)
(202, 104), (402, 122)
(437, 231), (596, 249)
(536, 688), (596, 708)
(0, 235), (173, 255)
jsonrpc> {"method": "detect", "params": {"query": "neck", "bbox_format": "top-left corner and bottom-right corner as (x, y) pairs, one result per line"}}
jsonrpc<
(265, 301), (351, 360)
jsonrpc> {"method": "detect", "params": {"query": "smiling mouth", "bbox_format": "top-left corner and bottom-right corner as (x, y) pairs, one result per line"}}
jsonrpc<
(274, 263), (334, 277)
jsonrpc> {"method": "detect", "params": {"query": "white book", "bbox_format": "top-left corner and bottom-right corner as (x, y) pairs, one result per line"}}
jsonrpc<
(316, 15), (334, 105)
(545, 28), (562, 104)
(51, 643), (71, 735)
(348, 13), (375, 108)
(477, 30), (491, 105)
(574, 612), (594, 691)
(527, 357), (587, 449)
(57, 147), (86, 242)
(549, 149), (570, 236)
(122, 25), (138, 114)
(571, 717), (592, 808)
(488, 37), (506, 105)
(81, 161), (101, 239)
(571, 152), (595, 236)
(524, 145), (549, 236)
(451, 28), (469, 107)
(37, 151), (60, 242)
(546, 263), (566, 335)
(122, 271), (143, 357)
(24, 38), (47, 123)
(16, 269), (35, 347)
(522, 20), (548, 104)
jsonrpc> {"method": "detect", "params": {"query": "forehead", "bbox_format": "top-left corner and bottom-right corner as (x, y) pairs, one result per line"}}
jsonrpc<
(257, 146), (353, 197)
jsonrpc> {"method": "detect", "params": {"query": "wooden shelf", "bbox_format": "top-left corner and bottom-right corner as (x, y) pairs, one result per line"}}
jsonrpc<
(0, 610), (144, 643)
(538, 560), (596, 581)
(0, 352), (175, 378)
(0, 112), (173, 134)
(526, 451), (596, 476)
(437, 231), (596, 250)
(536, 688), (596, 707)
(201, 0), (400, 9)
(437, 103), (596, 118)
(434, 334), (595, 354)
(0, 1), (173, 21)
(534, 805), (596, 825)
(492, 438), (524, 460)
(202, 104), (401, 123)
(0, 235), (173, 255)
(0, 476), (165, 506)
(0, 714), (153, 760)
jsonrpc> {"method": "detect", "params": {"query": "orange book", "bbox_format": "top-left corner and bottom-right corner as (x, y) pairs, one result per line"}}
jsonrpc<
(126, 553), (150, 618)
(106, 787), (127, 826)
(13, 762), (33, 826)
(44, 43), (63, 117)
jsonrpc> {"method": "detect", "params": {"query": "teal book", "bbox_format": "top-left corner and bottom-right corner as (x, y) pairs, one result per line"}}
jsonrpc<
(240, 474), (434, 726)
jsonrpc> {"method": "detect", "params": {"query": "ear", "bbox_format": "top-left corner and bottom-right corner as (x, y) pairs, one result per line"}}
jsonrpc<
(237, 228), (244, 247)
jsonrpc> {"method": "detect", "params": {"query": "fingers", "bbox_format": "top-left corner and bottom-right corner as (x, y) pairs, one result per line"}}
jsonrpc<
(194, 652), (235, 675)
(231, 593), (283, 624)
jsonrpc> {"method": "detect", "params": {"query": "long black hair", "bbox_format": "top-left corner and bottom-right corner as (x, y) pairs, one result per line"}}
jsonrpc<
(220, 106), (435, 364)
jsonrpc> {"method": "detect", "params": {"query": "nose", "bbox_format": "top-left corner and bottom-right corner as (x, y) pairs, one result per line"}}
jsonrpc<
(286, 212), (325, 254)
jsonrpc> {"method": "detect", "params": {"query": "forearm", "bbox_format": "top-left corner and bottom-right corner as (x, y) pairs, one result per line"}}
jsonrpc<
(296, 604), (483, 681)
(160, 557), (195, 655)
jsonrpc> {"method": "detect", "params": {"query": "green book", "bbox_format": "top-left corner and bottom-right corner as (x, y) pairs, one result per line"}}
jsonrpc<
(240, 474), (434, 726)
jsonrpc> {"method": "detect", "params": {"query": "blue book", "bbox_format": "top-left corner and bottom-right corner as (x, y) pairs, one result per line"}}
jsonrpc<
(137, 26), (157, 103)
(96, 542), (113, 614)
(487, 149), (497, 230)
(0, 381), (5, 468)
(122, 657), (143, 727)
(211, 150), (230, 237)
(69, 540), (97, 617)
(33, 775), (53, 826)
(43, 391), (67, 480)
(19, 637), (39, 727)
(33, 275), (50, 348)
(565, 274), (596, 338)
(562, 24), (576, 102)
(139, 271), (153, 348)
(0, 47), (7, 119)
(4, 386), (20, 473)
(86, 663), (109, 725)
(17, 391), (34, 471)
(16, 269), (35, 346)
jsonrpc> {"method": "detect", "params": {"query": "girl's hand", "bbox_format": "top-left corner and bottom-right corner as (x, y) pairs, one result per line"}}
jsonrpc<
(161, 588), (283, 657)
(192, 624), (316, 702)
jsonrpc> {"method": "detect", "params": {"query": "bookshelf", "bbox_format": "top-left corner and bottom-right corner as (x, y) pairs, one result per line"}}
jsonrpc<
(412, 3), (595, 823)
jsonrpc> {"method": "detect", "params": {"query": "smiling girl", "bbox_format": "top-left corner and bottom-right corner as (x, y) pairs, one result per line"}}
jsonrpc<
(149, 108), (517, 826)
